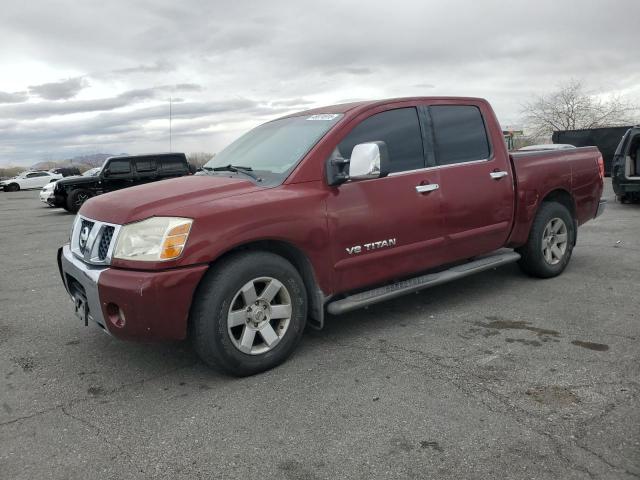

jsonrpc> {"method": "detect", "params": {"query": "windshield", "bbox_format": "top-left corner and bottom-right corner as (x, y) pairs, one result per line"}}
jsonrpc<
(83, 168), (100, 177)
(203, 113), (343, 179)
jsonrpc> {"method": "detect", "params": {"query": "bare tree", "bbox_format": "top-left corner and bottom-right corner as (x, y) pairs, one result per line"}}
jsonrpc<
(521, 80), (637, 138)
(187, 152), (215, 168)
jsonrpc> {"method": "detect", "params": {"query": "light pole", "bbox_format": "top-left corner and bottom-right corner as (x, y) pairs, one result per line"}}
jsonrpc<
(169, 97), (172, 152)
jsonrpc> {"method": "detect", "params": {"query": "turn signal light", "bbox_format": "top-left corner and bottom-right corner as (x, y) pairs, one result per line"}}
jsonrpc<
(160, 224), (192, 260)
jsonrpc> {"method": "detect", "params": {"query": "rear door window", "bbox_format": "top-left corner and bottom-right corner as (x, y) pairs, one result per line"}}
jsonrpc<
(338, 107), (425, 174)
(159, 156), (186, 173)
(430, 105), (491, 165)
(134, 157), (157, 173)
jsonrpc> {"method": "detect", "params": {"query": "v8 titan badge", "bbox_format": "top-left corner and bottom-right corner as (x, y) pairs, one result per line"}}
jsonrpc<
(346, 238), (396, 255)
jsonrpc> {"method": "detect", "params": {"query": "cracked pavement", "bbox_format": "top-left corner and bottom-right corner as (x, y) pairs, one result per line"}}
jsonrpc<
(1, 180), (638, 479)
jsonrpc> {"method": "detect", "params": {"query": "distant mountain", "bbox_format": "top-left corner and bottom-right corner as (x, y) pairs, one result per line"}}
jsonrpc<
(31, 153), (127, 170)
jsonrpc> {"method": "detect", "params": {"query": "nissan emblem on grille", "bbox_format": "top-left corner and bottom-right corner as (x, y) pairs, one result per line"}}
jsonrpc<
(79, 225), (91, 253)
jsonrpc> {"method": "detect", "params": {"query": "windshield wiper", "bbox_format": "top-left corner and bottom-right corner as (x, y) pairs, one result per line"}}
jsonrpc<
(210, 164), (261, 181)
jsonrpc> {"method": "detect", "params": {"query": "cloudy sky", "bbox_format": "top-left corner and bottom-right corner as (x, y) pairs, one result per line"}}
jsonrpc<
(1, 0), (639, 166)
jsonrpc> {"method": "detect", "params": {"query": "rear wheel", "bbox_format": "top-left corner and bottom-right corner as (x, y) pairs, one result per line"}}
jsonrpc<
(517, 202), (575, 278)
(66, 189), (92, 213)
(191, 252), (307, 376)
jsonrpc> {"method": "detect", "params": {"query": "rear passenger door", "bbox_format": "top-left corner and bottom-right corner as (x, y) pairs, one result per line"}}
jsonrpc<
(426, 103), (514, 260)
(158, 156), (188, 179)
(133, 156), (158, 185)
(326, 105), (445, 293)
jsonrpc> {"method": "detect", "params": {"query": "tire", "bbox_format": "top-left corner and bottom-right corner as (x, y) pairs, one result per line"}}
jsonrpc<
(517, 201), (575, 278)
(191, 251), (307, 376)
(66, 189), (92, 213)
(5, 183), (19, 192)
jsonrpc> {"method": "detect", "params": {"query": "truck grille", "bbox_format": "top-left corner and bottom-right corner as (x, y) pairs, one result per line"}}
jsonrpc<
(71, 216), (121, 265)
(98, 226), (115, 261)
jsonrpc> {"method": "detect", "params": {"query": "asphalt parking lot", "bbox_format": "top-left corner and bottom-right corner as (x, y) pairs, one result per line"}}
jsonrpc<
(0, 180), (638, 480)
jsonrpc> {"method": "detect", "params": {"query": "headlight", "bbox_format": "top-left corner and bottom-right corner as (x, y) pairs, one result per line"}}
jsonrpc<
(113, 217), (193, 261)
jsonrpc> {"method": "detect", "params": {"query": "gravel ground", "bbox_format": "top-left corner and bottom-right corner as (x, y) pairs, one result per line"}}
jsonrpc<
(0, 180), (638, 479)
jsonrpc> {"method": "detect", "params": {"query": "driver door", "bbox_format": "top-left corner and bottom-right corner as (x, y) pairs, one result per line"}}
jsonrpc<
(325, 105), (445, 293)
(23, 172), (47, 189)
(103, 158), (135, 191)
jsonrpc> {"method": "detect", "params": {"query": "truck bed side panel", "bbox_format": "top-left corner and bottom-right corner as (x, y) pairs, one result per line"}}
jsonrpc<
(507, 147), (602, 247)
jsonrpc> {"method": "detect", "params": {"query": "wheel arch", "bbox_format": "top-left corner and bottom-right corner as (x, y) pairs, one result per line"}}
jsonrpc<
(539, 188), (578, 245)
(195, 239), (327, 331)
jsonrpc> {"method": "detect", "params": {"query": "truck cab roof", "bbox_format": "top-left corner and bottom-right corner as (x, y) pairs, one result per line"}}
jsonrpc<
(281, 96), (488, 118)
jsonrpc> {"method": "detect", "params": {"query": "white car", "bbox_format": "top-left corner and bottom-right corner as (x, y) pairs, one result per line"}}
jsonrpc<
(1, 171), (62, 192)
(39, 168), (101, 206)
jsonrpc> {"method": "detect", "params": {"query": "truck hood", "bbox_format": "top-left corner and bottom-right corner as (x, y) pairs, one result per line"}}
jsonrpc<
(80, 175), (263, 225)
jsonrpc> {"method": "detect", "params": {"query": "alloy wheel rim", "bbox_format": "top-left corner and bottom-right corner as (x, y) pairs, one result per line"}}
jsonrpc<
(75, 193), (88, 206)
(227, 276), (292, 355)
(542, 217), (568, 265)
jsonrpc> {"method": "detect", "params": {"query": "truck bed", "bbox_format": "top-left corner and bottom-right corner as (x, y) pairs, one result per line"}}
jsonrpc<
(508, 146), (603, 246)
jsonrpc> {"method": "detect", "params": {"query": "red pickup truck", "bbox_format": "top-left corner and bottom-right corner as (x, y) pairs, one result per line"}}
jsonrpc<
(58, 97), (605, 376)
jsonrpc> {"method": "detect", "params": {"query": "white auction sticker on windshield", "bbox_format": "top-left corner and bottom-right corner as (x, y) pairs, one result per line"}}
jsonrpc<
(306, 114), (340, 121)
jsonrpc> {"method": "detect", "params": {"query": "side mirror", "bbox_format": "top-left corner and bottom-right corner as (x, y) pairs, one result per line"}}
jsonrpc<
(349, 141), (390, 180)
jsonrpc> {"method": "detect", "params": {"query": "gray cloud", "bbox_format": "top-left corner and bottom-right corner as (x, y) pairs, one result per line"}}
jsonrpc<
(1, 0), (639, 165)
(111, 60), (175, 75)
(0, 91), (28, 103)
(29, 77), (88, 100)
(0, 84), (206, 120)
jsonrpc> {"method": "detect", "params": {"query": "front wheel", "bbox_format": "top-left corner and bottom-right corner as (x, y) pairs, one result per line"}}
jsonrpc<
(517, 201), (575, 278)
(66, 189), (93, 213)
(191, 252), (307, 376)
(5, 183), (19, 192)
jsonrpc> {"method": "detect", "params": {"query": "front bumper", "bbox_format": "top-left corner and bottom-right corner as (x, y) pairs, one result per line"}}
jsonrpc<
(595, 199), (606, 218)
(58, 245), (208, 341)
(40, 191), (54, 204)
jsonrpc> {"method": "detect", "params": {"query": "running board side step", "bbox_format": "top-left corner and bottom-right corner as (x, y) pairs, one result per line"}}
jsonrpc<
(326, 250), (521, 315)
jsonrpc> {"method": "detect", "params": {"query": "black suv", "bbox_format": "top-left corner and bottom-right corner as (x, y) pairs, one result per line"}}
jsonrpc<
(612, 126), (640, 203)
(53, 153), (193, 213)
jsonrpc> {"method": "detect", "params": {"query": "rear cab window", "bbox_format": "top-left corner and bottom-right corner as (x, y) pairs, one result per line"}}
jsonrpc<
(430, 105), (491, 165)
(338, 107), (425, 174)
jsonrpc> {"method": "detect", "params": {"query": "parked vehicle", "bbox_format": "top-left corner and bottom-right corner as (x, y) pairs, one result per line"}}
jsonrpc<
(51, 153), (192, 213)
(40, 168), (100, 206)
(1, 171), (62, 192)
(517, 144), (576, 151)
(50, 166), (81, 177)
(58, 97), (605, 376)
(552, 126), (632, 176)
(611, 125), (640, 203)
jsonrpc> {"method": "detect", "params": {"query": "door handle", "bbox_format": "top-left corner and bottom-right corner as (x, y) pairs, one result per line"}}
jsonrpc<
(490, 171), (508, 180)
(415, 183), (439, 193)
